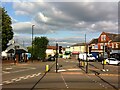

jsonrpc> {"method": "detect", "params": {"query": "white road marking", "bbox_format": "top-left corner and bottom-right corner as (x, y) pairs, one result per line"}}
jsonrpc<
(3, 67), (36, 74)
(35, 73), (41, 76)
(26, 75), (31, 78)
(5, 68), (12, 70)
(2, 71), (10, 74)
(10, 68), (36, 73)
(2, 72), (41, 85)
(23, 76), (29, 80)
(57, 69), (66, 72)
(67, 69), (81, 71)
(15, 78), (21, 82)
(3, 81), (13, 84)
(29, 75), (35, 78)
(61, 73), (69, 88)
(11, 78), (18, 81)
(19, 76), (25, 79)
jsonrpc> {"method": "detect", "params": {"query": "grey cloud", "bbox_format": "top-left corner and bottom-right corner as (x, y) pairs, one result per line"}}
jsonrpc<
(49, 36), (84, 46)
(49, 2), (117, 22)
(12, 2), (118, 46)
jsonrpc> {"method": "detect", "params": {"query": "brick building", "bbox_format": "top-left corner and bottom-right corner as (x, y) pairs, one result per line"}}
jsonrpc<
(89, 32), (120, 58)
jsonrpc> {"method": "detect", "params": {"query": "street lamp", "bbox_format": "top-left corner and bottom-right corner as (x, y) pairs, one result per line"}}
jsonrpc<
(85, 34), (88, 73)
(56, 42), (58, 73)
(32, 25), (35, 62)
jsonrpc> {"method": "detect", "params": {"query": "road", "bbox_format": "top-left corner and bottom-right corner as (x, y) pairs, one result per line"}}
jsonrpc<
(1, 58), (120, 90)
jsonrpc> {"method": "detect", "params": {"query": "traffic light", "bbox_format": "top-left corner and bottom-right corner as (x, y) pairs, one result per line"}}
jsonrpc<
(59, 46), (62, 54)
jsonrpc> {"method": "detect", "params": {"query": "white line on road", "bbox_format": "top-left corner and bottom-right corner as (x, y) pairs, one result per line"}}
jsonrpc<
(15, 78), (21, 82)
(67, 68), (81, 71)
(3, 81), (13, 84)
(61, 73), (69, 88)
(2, 72), (41, 85)
(10, 68), (36, 73)
(5, 68), (12, 70)
(35, 73), (41, 76)
(19, 76), (25, 79)
(11, 78), (18, 81)
(2, 71), (10, 74)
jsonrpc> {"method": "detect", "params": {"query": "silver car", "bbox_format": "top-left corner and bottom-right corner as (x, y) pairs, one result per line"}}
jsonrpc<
(105, 58), (120, 65)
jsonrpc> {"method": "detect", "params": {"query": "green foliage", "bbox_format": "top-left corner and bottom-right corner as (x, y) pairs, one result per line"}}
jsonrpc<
(27, 46), (32, 53)
(33, 37), (49, 60)
(1, 7), (13, 51)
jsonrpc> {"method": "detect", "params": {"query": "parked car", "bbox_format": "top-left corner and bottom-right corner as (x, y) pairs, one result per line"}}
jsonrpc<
(103, 58), (120, 65)
(87, 54), (96, 61)
(47, 55), (55, 61)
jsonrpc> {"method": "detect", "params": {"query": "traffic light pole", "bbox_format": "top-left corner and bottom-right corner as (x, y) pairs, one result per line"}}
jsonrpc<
(102, 43), (105, 70)
(56, 43), (58, 73)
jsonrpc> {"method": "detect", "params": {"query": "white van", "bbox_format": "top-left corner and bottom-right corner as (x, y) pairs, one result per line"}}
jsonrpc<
(79, 53), (95, 61)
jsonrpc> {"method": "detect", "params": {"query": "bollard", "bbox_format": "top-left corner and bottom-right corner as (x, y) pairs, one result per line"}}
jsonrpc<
(46, 65), (49, 72)
(104, 59), (106, 65)
(82, 61), (84, 67)
(84, 61), (86, 66)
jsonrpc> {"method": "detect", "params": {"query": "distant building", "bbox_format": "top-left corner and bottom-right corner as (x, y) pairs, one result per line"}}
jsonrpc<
(64, 43), (87, 59)
(46, 46), (57, 57)
(70, 43), (87, 55)
(89, 32), (120, 58)
(46, 45), (65, 57)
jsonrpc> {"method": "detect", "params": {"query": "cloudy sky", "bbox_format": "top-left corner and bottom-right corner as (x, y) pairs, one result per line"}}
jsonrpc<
(1, 0), (119, 47)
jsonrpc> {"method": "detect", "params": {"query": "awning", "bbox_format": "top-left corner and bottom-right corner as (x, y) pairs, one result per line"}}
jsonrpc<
(72, 51), (79, 55)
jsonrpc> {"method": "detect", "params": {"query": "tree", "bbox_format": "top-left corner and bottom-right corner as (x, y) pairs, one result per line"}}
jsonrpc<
(33, 37), (49, 61)
(1, 8), (13, 51)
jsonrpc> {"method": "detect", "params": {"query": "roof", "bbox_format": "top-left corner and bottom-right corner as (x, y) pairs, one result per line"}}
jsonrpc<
(89, 38), (98, 45)
(47, 46), (65, 50)
(71, 43), (86, 46)
(5, 42), (28, 53)
(105, 32), (120, 42)
(47, 46), (57, 50)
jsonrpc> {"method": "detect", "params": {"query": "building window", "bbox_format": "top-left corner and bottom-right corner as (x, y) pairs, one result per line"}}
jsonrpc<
(94, 45), (98, 49)
(116, 43), (118, 48)
(112, 43), (114, 48)
(100, 44), (103, 49)
(101, 35), (106, 41)
(92, 45), (95, 49)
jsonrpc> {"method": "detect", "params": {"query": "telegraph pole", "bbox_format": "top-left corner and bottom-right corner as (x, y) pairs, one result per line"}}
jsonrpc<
(32, 25), (34, 62)
(56, 43), (58, 73)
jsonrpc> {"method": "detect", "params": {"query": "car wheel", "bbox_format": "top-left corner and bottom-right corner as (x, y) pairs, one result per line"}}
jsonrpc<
(117, 63), (120, 66)
(106, 62), (109, 65)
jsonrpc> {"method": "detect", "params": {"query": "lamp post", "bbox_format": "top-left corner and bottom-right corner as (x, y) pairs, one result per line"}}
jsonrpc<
(32, 25), (35, 62)
(56, 42), (58, 73)
(85, 34), (88, 73)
